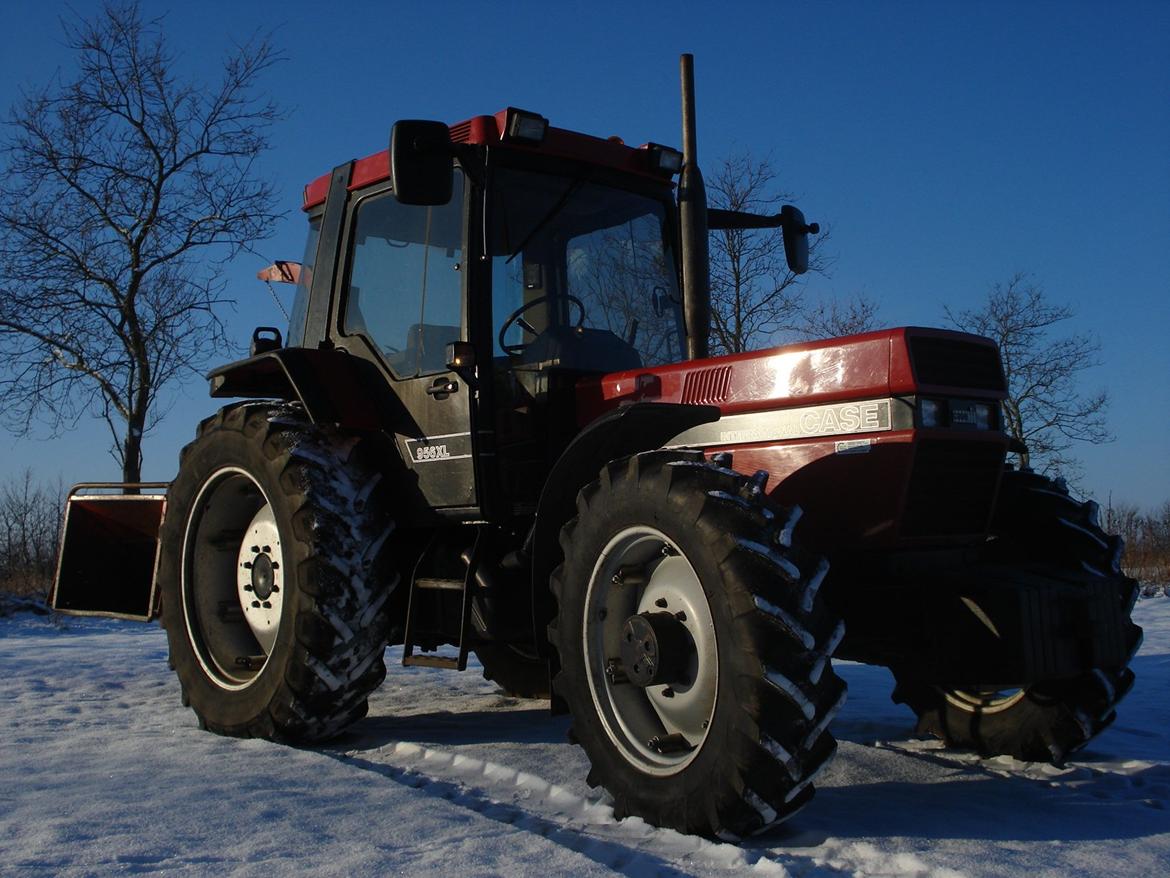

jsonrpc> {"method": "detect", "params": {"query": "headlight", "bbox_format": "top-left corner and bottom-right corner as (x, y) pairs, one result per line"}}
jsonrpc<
(920, 398), (942, 428)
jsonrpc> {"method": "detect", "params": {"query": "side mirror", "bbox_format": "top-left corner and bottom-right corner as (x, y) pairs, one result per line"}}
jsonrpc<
(780, 205), (820, 275)
(390, 120), (454, 206)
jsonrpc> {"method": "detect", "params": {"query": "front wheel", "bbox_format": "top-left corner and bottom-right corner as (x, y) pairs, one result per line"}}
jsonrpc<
(550, 450), (847, 838)
(158, 403), (395, 741)
(893, 469), (1141, 762)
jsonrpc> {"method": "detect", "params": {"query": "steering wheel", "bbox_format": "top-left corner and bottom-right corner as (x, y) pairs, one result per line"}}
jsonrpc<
(497, 294), (587, 357)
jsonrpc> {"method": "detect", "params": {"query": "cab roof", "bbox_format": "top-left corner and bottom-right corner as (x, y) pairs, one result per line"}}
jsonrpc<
(302, 108), (673, 210)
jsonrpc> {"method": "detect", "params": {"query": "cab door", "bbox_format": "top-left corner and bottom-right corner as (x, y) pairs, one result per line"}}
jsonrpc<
(333, 170), (479, 511)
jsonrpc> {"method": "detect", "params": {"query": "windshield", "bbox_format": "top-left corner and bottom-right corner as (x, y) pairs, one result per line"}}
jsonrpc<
(491, 168), (685, 368)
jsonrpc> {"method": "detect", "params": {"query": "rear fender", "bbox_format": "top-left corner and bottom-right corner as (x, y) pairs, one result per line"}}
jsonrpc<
(208, 347), (408, 432)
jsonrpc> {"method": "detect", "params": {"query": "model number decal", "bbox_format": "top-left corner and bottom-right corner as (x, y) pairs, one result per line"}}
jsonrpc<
(404, 432), (473, 465)
(415, 444), (449, 461)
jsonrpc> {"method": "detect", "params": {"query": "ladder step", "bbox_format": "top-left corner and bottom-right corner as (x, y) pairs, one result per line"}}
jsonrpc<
(416, 578), (465, 592)
(403, 654), (461, 670)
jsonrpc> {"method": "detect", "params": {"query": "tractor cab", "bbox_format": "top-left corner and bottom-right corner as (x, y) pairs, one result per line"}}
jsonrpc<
(273, 110), (696, 517)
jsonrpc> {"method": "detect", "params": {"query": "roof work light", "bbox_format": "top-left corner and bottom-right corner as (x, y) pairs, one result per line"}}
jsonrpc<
(647, 144), (684, 176)
(503, 109), (549, 143)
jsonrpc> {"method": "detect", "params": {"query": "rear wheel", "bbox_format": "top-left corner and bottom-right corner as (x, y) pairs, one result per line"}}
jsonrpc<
(893, 469), (1142, 762)
(474, 644), (550, 699)
(158, 403), (395, 741)
(550, 450), (846, 838)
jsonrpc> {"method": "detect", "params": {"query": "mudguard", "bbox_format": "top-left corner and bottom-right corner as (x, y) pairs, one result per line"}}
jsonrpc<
(528, 402), (719, 653)
(208, 347), (408, 432)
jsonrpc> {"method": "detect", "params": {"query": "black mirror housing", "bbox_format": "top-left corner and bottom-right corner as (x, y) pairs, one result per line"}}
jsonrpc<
(390, 120), (454, 206)
(780, 204), (811, 275)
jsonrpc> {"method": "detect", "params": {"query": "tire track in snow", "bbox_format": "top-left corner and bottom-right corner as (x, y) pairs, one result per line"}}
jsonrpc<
(876, 739), (1170, 809)
(328, 740), (828, 877)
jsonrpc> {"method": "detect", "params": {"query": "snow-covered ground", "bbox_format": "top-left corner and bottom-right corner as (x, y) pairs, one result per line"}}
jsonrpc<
(2, 600), (1168, 877)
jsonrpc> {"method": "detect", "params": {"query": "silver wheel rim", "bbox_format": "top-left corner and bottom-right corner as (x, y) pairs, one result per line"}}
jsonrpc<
(583, 526), (718, 775)
(945, 688), (1027, 714)
(181, 467), (284, 691)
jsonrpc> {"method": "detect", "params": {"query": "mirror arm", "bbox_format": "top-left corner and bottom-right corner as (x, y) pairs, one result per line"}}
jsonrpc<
(708, 207), (819, 235)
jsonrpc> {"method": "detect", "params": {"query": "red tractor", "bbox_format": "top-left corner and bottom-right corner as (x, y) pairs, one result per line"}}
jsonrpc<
(53, 57), (1140, 838)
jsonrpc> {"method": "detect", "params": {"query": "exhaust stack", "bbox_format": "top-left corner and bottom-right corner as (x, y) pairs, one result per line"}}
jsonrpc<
(678, 54), (710, 360)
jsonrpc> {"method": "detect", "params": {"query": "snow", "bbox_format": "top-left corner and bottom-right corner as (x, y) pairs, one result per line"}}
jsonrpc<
(2, 600), (1169, 877)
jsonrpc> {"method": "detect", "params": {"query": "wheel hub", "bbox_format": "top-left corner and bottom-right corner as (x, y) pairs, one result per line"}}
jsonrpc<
(620, 612), (695, 687)
(236, 505), (283, 655)
(584, 526), (718, 775)
(250, 553), (275, 600)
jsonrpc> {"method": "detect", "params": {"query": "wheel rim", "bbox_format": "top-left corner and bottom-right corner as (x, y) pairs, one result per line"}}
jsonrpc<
(583, 526), (718, 775)
(944, 687), (1027, 714)
(181, 467), (284, 691)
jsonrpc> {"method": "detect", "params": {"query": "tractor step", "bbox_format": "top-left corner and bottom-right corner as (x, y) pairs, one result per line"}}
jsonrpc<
(401, 530), (484, 673)
(415, 578), (464, 591)
(402, 654), (461, 669)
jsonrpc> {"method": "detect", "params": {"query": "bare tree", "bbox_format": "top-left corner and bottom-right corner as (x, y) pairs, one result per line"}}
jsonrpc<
(796, 296), (880, 342)
(0, 470), (64, 601)
(946, 273), (1110, 475)
(1104, 497), (1170, 590)
(707, 150), (876, 354)
(0, 2), (281, 482)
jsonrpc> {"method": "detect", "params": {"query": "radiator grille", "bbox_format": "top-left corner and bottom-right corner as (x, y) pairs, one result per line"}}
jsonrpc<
(909, 336), (1006, 391)
(681, 365), (733, 405)
(902, 440), (1005, 537)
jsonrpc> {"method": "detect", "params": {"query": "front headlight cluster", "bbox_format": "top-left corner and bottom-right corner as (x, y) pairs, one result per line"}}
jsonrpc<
(918, 398), (997, 430)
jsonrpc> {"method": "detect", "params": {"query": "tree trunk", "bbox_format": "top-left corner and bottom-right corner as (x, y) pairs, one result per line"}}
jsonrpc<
(122, 423), (144, 486)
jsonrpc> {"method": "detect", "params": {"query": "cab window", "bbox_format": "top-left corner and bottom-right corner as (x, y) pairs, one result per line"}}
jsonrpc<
(343, 170), (464, 378)
(286, 217), (321, 348)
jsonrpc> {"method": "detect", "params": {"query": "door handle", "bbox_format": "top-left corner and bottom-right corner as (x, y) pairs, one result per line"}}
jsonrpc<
(426, 378), (459, 398)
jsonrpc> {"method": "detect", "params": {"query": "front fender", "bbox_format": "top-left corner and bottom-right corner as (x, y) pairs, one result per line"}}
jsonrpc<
(528, 402), (719, 654)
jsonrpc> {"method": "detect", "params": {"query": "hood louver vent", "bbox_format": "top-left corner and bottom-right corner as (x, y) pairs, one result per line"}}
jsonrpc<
(681, 365), (733, 405)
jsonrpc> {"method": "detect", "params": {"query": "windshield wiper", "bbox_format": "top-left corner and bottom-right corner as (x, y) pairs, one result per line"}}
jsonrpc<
(504, 172), (591, 264)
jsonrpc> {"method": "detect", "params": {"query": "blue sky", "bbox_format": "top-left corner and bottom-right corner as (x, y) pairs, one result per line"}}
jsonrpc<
(1, 0), (1167, 508)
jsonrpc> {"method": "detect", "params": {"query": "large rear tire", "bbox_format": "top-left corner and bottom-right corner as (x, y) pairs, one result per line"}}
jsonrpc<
(893, 469), (1142, 762)
(158, 403), (395, 741)
(474, 644), (550, 699)
(550, 450), (846, 838)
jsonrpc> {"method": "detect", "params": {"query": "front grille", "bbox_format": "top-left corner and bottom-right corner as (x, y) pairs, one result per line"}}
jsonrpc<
(901, 440), (1005, 538)
(909, 336), (1006, 391)
(681, 365), (733, 405)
